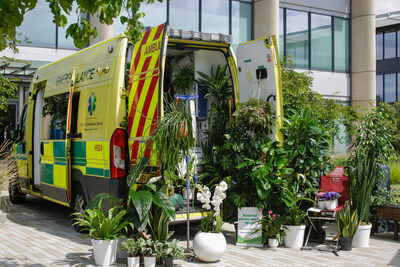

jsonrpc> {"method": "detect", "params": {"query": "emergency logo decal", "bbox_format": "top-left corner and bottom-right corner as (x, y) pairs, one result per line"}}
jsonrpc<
(88, 92), (97, 115)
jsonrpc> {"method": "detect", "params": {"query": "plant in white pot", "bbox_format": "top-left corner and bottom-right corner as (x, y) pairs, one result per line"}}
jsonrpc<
(193, 181), (228, 262)
(121, 236), (145, 267)
(259, 210), (285, 249)
(72, 201), (129, 266)
(140, 237), (161, 267)
(281, 181), (315, 249)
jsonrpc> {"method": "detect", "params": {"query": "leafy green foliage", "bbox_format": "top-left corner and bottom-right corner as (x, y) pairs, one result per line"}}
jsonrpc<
(281, 57), (358, 138)
(200, 213), (223, 233)
(173, 65), (194, 94)
(389, 161), (400, 184)
(234, 98), (275, 136)
(281, 181), (316, 225)
(280, 108), (332, 189)
(258, 212), (286, 244)
(379, 102), (400, 155)
(157, 239), (185, 259)
(121, 237), (142, 256)
(72, 205), (129, 241)
(0, 73), (17, 113)
(148, 205), (174, 242)
(348, 149), (379, 223)
(336, 208), (359, 238)
(197, 65), (233, 161)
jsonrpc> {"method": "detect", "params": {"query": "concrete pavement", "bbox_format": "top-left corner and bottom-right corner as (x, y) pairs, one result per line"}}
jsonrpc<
(0, 195), (399, 267)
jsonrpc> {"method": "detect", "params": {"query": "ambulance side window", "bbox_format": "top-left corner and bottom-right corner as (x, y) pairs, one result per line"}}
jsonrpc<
(70, 93), (80, 134)
(18, 106), (27, 141)
(41, 93), (69, 140)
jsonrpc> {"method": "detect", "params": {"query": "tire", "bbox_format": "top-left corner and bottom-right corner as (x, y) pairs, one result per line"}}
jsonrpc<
(70, 183), (87, 232)
(8, 161), (26, 204)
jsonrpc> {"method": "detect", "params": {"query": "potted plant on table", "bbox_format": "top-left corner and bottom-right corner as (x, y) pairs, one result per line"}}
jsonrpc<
(336, 208), (360, 251)
(72, 201), (129, 266)
(281, 181), (316, 249)
(260, 210), (285, 249)
(193, 180), (228, 262)
(157, 239), (185, 267)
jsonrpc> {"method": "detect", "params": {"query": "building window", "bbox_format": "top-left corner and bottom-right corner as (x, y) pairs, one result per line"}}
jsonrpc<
(58, 2), (79, 49)
(232, 1), (252, 51)
(376, 74), (383, 104)
(334, 17), (349, 72)
(311, 14), (332, 70)
(286, 9), (309, 68)
(169, 0), (199, 31)
(384, 73), (396, 103)
(279, 8), (284, 56)
(376, 32), (383, 60)
(202, 0), (229, 34)
(139, 1), (167, 30)
(384, 30), (396, 59)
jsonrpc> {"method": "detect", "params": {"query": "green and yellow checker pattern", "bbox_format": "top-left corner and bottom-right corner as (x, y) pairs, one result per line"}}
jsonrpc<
(40, 140), (110, 189)
(15, 142), (28, 178)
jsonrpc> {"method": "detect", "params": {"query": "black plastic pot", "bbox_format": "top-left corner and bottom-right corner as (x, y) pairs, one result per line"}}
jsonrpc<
(164, 257), (174, 267)
(339, 237), (353, 251)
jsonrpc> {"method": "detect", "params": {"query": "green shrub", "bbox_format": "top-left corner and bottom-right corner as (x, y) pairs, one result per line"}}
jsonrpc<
(389, 161), (400, 184)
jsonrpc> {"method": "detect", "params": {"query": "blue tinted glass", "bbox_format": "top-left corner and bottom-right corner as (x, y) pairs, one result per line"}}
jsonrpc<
(58, 2), (79, 49)
(279, 8), (284, 56)
(232, 2), (252, 51)
(384, 74), (396, 103)
(18, 0), (56, 47)
(170, 0), (199, 31)
(286, 10), (309, 68)
(384, 31), (396, 59)
(311, 14), (332, 70)
(202, 0), (229, 34)
(139, 1), (167, 28)
(334, 18), (349, 72)
(376, 33), (383, 60)
(376, 74), (383, 104)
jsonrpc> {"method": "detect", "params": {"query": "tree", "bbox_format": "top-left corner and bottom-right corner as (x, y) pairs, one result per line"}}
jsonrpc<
(0, 0), (165, 110)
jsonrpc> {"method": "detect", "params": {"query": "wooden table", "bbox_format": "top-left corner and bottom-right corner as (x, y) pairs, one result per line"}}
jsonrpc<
(376, 204), (400, 240)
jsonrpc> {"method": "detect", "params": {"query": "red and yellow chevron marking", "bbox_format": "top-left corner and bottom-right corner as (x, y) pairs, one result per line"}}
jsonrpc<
(128, 24), (166, 165)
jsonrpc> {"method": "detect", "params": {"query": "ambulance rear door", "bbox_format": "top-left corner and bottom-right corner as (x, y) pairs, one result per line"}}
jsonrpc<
(236, 35), (283, 143)
(127, 23), (168, 181)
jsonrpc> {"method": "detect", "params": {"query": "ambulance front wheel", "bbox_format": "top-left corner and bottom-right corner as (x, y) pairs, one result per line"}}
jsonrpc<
(71, 184), (87, 231)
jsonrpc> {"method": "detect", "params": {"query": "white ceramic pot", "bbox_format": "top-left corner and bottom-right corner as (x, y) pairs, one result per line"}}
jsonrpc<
(193, 231), (226, 262)
(182, 188), (193, 200)
(352, 224), (372, 248)
(317, 200), (326, 210)
(127, 256), (140, 267)
(91, 239), (117, 266)
(117, 237), (128, 258)
(268, 238), (279, 248)
(143, 255), (156, 267)
(283, 225), (306, 249)
(325, 199), (338, 210)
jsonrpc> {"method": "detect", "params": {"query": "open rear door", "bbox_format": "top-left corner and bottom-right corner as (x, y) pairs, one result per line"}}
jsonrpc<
(66, 70), (76, 203)
(127, 23), (168, 181)
(236, 35), (283, 143)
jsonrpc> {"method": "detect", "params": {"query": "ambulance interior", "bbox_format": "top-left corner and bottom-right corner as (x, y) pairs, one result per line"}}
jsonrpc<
(163, 47), (234, 150)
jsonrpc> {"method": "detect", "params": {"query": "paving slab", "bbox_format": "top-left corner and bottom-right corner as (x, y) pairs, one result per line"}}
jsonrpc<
(0, 195), (399, 267)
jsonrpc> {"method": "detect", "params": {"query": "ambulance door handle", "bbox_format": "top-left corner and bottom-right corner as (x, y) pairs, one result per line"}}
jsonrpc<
(67, 133), (82, 138)
(40, 142), (44, 156)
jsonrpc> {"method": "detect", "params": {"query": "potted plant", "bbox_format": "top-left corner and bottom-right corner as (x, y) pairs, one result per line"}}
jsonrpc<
(157, 239), (185, 267)
(121, 237), (144, 267)
(281, 181), (316, 249)
(348, 149), (379, 247)
(336, 208), (360, 251)
(72, 201), (129, 266)
(260, 210), (285, 248)
(193, 181), (228, 262)
(322, 191), (341, 210)
(316, 192), (327, 210)
(140, 237), (160, 267)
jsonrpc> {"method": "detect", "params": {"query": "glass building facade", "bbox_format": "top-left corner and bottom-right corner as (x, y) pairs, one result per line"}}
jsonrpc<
(279, 8), (350, 72)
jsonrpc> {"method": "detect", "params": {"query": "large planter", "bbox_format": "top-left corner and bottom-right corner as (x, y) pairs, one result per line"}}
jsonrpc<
(117, 237), (128, 259)
(339, 237), (353, 251)
(193, 231), (226, 262)
(127, 256), (140, 267)
(143, 255), (156, 267)
(352, 224), (372, 248)
(91, 239), (117, 266)
(283, 225), (306, 249)
(268, 238), (279, 249)
(325, 199), (338, 210)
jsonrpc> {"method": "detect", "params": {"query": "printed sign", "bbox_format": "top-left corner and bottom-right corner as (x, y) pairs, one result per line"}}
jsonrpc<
(236, 207), (263, 247)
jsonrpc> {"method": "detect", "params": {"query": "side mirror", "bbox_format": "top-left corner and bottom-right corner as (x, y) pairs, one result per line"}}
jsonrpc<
(4, 124), (15, 141)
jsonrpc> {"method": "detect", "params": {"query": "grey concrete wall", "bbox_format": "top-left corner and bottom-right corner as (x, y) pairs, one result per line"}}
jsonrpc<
(89, 13), (114, 46)
(351, 0), (376, 112)
(254, 0), (279, 39)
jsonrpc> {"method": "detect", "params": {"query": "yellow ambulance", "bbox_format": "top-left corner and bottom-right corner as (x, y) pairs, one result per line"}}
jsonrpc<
(9, 23), (282, 220)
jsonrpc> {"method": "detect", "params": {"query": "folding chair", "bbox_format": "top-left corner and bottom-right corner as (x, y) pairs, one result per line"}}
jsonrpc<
(302, 166), (349, 252)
